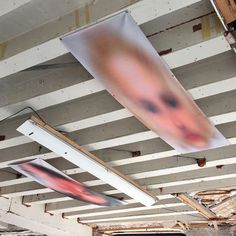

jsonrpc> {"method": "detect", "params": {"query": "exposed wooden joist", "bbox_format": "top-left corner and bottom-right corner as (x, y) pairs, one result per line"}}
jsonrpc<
(0, 111), (235, 190)
(0, 36), (231, 118)
(0, 197), (92, 236)
(65, 203), (185, 220)
(0, 0), (202, 79)
(79, 210), (201, 224)
(1, 99), (235, 166)
(0, 74), (235, 153)
(20, 178), (236, 223)
(22, 163), (236, 206)
(0, 0), (235, 232)
(0, 36), (231, 133)
(1, 114), (236, 181)
(46, 196), (171, 215)
(0, 0), (31, 17)
(78, 205), (195, 223)
(0, 221), (8, 229)
(36, 165), (236, 215)
(175, 193), (217, 219)
(47, 196), (179, 215)
(163, 36), (230, 68)
(2, 147), (236, 198)
(25, 158), (236, 200)
(0, 115), (234, 173)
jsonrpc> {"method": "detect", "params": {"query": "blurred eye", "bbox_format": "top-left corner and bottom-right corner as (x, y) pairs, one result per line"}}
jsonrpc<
(161, 94), (179, 108)
(139, 99), (159, 113)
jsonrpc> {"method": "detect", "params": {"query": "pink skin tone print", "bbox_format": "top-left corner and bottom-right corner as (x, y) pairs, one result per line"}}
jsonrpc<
(16, 161), (123, 206)
(88, 31), (213, 150)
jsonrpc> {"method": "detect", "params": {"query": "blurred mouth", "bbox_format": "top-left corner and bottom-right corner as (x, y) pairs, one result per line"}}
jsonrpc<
(183, 132), (205, 143)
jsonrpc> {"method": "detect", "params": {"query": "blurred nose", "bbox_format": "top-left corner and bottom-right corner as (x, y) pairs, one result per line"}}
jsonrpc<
(169, 114), (186, 131)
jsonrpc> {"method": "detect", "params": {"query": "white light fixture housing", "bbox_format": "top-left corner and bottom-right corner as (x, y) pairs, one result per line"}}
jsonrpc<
(17, 116), (157, 206)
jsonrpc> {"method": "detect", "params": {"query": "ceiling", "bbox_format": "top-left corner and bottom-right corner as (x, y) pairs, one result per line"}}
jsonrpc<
(0, 0), (236, 235)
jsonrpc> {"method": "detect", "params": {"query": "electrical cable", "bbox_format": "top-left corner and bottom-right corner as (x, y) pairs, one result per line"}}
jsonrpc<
(0, 106), (46, 124)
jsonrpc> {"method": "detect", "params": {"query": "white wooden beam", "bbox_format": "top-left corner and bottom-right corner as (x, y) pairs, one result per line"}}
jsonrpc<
(79, 210), (201, 224)
(163, 36), (230, 68)
(0, 221), (8, 229)
(22, 176), (236, 208)
(189, 77), (236, 100)
(129, 0), (203, 25)
(148, 173), (236, 190)
(46, 198), (139, 215)
(0, 197), (92, 236)
(37, 164), (236, 214)
(0, 79), (104, 121)
(0, 0), (31, 17)
(78, 205), (195, 223)
(1, 141), (236, 197)
(2, 107), (234, 172)
(0, 109), (235, 186)
(0, 37), (231, 124)
(23, 193), (173, 207)
(0, 0), (202, 79)
(2, 28), (234, 112)
(1, 75), (235, 151)
(48, 195), (179, 218)
(65, 203), (185, 219)
(0, 111), (235, 188)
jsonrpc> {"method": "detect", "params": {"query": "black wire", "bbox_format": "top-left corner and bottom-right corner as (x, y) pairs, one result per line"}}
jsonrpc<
(0, 106), (46, 124)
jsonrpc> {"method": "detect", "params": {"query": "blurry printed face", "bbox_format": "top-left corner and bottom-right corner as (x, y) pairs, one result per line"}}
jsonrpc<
(20, 163), (107, 205)
(91, 35), (213, 149)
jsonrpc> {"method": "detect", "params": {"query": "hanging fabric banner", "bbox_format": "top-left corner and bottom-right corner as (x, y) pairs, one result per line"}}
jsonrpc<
(61, 12), (228, 153)
(10, 158), (125, 206)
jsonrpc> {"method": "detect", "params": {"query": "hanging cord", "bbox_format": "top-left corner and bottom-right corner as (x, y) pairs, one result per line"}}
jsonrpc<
(0, 106), (46, 124)
(0, 106), (69, 135)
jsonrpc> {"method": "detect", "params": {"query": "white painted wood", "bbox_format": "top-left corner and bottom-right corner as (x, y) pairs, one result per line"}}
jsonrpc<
(59, 108), (133, 132)
(148, 173), (236, 189)
(0, 79), (104, 120)
(44, 164), (236, 214)
(163, 36), (231, 68)
(0, 0), (202, 79)
(79, 205), (196, 223)
(0, 0), (235, 232)
(0, 110), (235, 188)
(0, 197), (92, 236)
(0, 0), (93, 42)
(1, 138), (236, 197)
(189, 77), (236, 100)
(45, 195), (174, 214)
(0, 221), (8, 229)
(129, 0), (202, 25)
(44, 176), (236, 219)
(0, 38), (68, 79)
(65, 203), (186, 219)
(1, 39), (231, 123)
(22, 175), (236, 207)
(0, 0), (31, 17)
(1, 76), (235, 151)
(80, 211), (200, 223)
(84, 130), (158, 151)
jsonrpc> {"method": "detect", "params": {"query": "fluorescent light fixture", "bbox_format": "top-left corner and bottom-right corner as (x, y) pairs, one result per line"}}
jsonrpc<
(17, 116), (157, 206)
